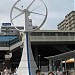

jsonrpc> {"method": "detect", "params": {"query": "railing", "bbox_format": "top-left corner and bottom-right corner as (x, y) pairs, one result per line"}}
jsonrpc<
(0, 41), (23, 51)
(30, 32), (75, 42)
(0, 36), (19, 47)
(10, 41), (22, 50)
(30, 35), (75, 42)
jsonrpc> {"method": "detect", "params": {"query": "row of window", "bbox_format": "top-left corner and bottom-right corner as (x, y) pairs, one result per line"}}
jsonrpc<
(1, 27), (24, 30)
(31, 32), (75, 36)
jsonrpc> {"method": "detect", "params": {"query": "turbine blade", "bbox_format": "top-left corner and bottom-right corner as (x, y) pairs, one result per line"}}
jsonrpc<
(31, 12), (45, 16)
(27, 0), (35, 9)
(14, 7), (22, 12)
(31, 4), (42, 12)
(12, 12), (23, 20)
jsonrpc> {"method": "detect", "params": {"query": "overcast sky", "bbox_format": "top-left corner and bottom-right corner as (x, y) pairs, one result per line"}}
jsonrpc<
(0, 0), (74, 30)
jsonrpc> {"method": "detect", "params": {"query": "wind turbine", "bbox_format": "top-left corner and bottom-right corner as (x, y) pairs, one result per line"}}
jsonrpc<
(10, 0), (48, 75)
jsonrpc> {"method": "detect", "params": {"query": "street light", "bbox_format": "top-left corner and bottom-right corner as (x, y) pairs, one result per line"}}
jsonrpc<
(2, 61), (5, 68)
(38, 55), (41, 69)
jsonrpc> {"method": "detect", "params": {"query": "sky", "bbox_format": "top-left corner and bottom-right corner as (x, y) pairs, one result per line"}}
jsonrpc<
(0, 0), (74, 30)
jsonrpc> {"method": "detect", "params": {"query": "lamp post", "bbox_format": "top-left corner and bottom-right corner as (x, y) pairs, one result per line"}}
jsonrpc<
(2, 61), (5, 69)
(38, 55), (41, 69)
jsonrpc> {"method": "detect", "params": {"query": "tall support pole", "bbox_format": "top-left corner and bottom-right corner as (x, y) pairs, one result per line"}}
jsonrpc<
(49, 59), (53, 72)
(16, 33), (37, 75)
(24, 10), (30, 31)
(16, 10), (37, 75)
(74, 57), (75, 75)
(38, 55), (41, 70)
(53, 60), (56, 74)
(60, 60), (63, 73)
(65, 59), (67, 75)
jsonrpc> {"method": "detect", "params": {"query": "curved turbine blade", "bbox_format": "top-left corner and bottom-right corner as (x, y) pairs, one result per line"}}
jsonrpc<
(27, 0), (35, 9)
(30, 11), (45, 16)
(12, 12), (23, 20)
(31, 4), (42, 12)
(14, 7), (22, 12)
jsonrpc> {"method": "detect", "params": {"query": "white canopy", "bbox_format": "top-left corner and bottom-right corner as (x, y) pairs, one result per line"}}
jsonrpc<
(45, 50), (75, 60)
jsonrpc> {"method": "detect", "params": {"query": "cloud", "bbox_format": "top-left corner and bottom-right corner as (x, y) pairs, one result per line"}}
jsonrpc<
(0, 0), (74, 30)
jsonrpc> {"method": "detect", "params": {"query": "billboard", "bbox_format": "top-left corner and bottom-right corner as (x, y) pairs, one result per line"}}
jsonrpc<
(2, 23), (11, 26)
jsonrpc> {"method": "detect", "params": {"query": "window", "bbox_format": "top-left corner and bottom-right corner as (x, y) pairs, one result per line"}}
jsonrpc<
(58, 32), (68, 36)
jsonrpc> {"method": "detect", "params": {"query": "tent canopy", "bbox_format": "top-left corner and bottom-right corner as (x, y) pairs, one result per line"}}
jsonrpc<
(45, 50), (75, 60)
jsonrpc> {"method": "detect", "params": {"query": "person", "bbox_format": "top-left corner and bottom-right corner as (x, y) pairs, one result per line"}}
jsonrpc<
(9, 68), (12, 75)
(13, 68), (17, 75)
(41, 73), (44, 75)
(0, 69), (4, 75)
(63, 72), (66, 75)
(36, 69), (41, 75)
(48, 72), (54, 75)
(3, 67), (9, 75)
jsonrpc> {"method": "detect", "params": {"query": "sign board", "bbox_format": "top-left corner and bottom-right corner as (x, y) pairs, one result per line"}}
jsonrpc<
(2, 23), (11, 26)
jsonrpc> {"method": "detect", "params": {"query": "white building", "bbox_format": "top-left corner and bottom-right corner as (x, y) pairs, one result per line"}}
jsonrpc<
(57, 11), (75, 30)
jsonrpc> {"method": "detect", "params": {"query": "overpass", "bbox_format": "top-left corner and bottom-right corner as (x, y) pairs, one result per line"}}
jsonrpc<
(1, 30), (75, 51)
(30, 30), (75, 43)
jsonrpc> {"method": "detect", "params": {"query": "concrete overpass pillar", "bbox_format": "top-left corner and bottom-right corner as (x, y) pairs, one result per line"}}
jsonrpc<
(5, 59), (10, 68)
(5, 53), (12, 68)
(60, 60), (63, 73)
(49, 59), (53, 72)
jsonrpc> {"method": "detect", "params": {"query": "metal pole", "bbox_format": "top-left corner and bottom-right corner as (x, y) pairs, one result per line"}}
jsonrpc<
(49, 59), (52, 72)
(25, 10), (30, 31)
(74, 58), (75, 75)
(38, 55), (41, 69)
(65, 59), (67, 75)
(53, 60), (55, 74)
(60, 60), (63, 73)
(2, 61), (5, 69)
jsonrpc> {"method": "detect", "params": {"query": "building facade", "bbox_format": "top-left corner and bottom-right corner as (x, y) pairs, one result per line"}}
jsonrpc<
(57, 11), (75, 30)
(1, 22), (38, 35)
(1, 23), (24, 35)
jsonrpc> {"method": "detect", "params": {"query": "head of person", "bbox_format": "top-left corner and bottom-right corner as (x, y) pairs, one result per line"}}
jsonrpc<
(5, 67), (8, 69)
(63, 72), (66, 75)
(41, 73), (44, 75)
(48, 72), (54, 75)
(36, 69), (41, 75)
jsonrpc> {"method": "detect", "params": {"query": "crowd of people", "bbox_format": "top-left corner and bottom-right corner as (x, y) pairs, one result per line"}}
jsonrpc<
(36, 69), (69, 75)
(0, 67), (70, 75)
(0, 67), (17, 75)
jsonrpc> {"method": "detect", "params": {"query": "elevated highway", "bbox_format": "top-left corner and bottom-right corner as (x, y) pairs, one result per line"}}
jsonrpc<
(30, 30), (75, 43)
(1, 30), (75, 52)
(1, 30), (75, 51)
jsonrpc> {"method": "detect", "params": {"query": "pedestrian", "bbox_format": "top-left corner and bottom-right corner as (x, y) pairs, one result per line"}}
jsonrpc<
(41, 73), (44, 75)
(63, 72), (66, 75)
(48, 72), (54, 75)
(36, 69), (41, 75)
(4, 67), (9, 75)
(0, 69), (4, 75)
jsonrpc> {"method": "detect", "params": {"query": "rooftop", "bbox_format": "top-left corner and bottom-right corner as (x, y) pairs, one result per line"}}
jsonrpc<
(0, 36), (18, 42)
